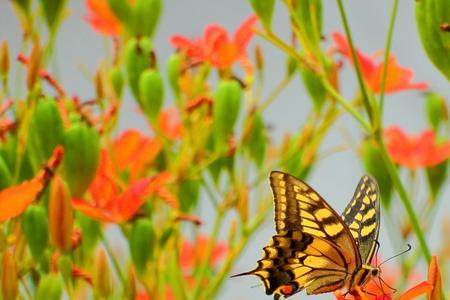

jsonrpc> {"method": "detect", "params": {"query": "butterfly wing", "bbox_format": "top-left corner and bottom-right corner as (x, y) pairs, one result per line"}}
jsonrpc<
(233, 171), (361, 297)
(341, 175), (380, 265)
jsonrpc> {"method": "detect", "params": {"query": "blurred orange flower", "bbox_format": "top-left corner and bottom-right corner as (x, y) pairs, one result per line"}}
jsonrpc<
(179, 234), (228, 271)
(170, 16), (258, 70)
(158, 107), (182, 140)
(85, 0), (121, 36)
(331, 32), (428, 94)
(0, 146), (63, 221)
(72, 130), (177, 223)
(385, 126), (450, 169)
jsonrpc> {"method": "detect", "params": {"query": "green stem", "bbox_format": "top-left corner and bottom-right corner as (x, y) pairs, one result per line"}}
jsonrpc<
(378, 0), (399, 112)
(192, 209), (225, 299)
(258, 76), (293, 112)
(322, 81), (371, 132)
(100, 232), (126, 286)
(197, 204), (270, 300)
(335, 0), (373, 123)
(376, 136), (432, 262)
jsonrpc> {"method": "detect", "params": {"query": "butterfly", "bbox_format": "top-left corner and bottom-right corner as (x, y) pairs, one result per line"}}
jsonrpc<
(232, 171), (381, 299)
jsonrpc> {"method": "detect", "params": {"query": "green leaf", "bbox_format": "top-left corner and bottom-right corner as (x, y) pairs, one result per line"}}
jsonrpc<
(300, 65), (326, 112)
(362, 140), (393, 207)
(38, 0), (67, 31)
(293, 0), (323, 50)
(179, 179), (201, 212)
(426, 160), (448, 201)
(249, 0), (275, 30)
(416, 0), (450, 81)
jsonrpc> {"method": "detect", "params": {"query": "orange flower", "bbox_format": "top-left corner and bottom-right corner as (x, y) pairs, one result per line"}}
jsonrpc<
(170, 16), (258, 70)
(179, 235), (228, 271)
(333, 256), (441, 300)
(385, 126), (450, 169)
(85, 0), (122, 36)
(0, 146), (63, 221)
(158, 107), (182, 140)
(331, 32), (428, 94)
(72, 130), (176, 223)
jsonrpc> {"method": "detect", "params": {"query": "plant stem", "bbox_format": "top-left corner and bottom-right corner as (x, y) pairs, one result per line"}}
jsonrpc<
(322, 81), (371, 132)
(376, 136), (432, 262)
(378, 0), (400, 112)
(335, 0), (373, 123)
(258, 76), (293, 112)
(197, 203), (270, 300)
(192, 208), (225, 299)
(100, 232), (126, 286)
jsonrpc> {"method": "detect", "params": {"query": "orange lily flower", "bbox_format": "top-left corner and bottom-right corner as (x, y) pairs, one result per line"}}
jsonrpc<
(72, 130), (176, 223)
(385, 126), (450, 169)
(170, 16), (258, 70)
(331, 32), (428, 94)
(0, 146), (63, 221)
(179, 235), (228, 272)
(85, 0), (122, 36)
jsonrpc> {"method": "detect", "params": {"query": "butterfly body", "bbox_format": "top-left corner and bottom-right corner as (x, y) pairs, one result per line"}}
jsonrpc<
(232, 171), (380, 299)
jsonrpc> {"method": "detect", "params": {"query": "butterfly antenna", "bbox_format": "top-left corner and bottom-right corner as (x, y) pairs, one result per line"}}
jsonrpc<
(378, 244), (412, 267)
(379, 276), (397, 293)
(374, 240), (381, 265)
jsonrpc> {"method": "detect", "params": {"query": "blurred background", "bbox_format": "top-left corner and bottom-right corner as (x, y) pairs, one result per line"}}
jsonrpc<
(1, 1), (448, 299)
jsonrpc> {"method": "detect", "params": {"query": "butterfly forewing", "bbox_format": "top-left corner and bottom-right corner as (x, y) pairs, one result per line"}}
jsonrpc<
(270, 171), (360, 268)
(341, 175), (380, 265)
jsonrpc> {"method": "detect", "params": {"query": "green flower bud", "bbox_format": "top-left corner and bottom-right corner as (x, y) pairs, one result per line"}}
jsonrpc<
(36, 274), (63, 300)
(22, 205), (48, 260)
(416, 0), (450, 81)
(167, 53), (181, 102)
(27, 97), (65, 172)
(130, 0), (162, 37)
(213, 80), (242, 150)
(64, 122), (100, 197)
(125, 37), (153, 99)
(129, 219), (154, 274)
(245, 112), (267, 166)
(425, 93), (448, 131)
(139, 69), (164, 122)
(110, 66), (124, 98)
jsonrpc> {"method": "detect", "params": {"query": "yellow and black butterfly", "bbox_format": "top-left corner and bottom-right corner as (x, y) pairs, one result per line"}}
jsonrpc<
(232, 171), (381, 299)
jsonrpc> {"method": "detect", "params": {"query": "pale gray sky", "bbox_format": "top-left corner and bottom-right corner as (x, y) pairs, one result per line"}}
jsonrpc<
(1, 1), (449, 299)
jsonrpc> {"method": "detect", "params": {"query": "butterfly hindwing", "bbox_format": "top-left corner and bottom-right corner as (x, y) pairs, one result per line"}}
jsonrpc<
(342, 175), (380, 265)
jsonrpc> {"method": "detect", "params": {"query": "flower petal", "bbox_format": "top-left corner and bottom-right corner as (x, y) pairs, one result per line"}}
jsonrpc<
(0, 179), (43, 222)
(397, 281), (433, 300)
